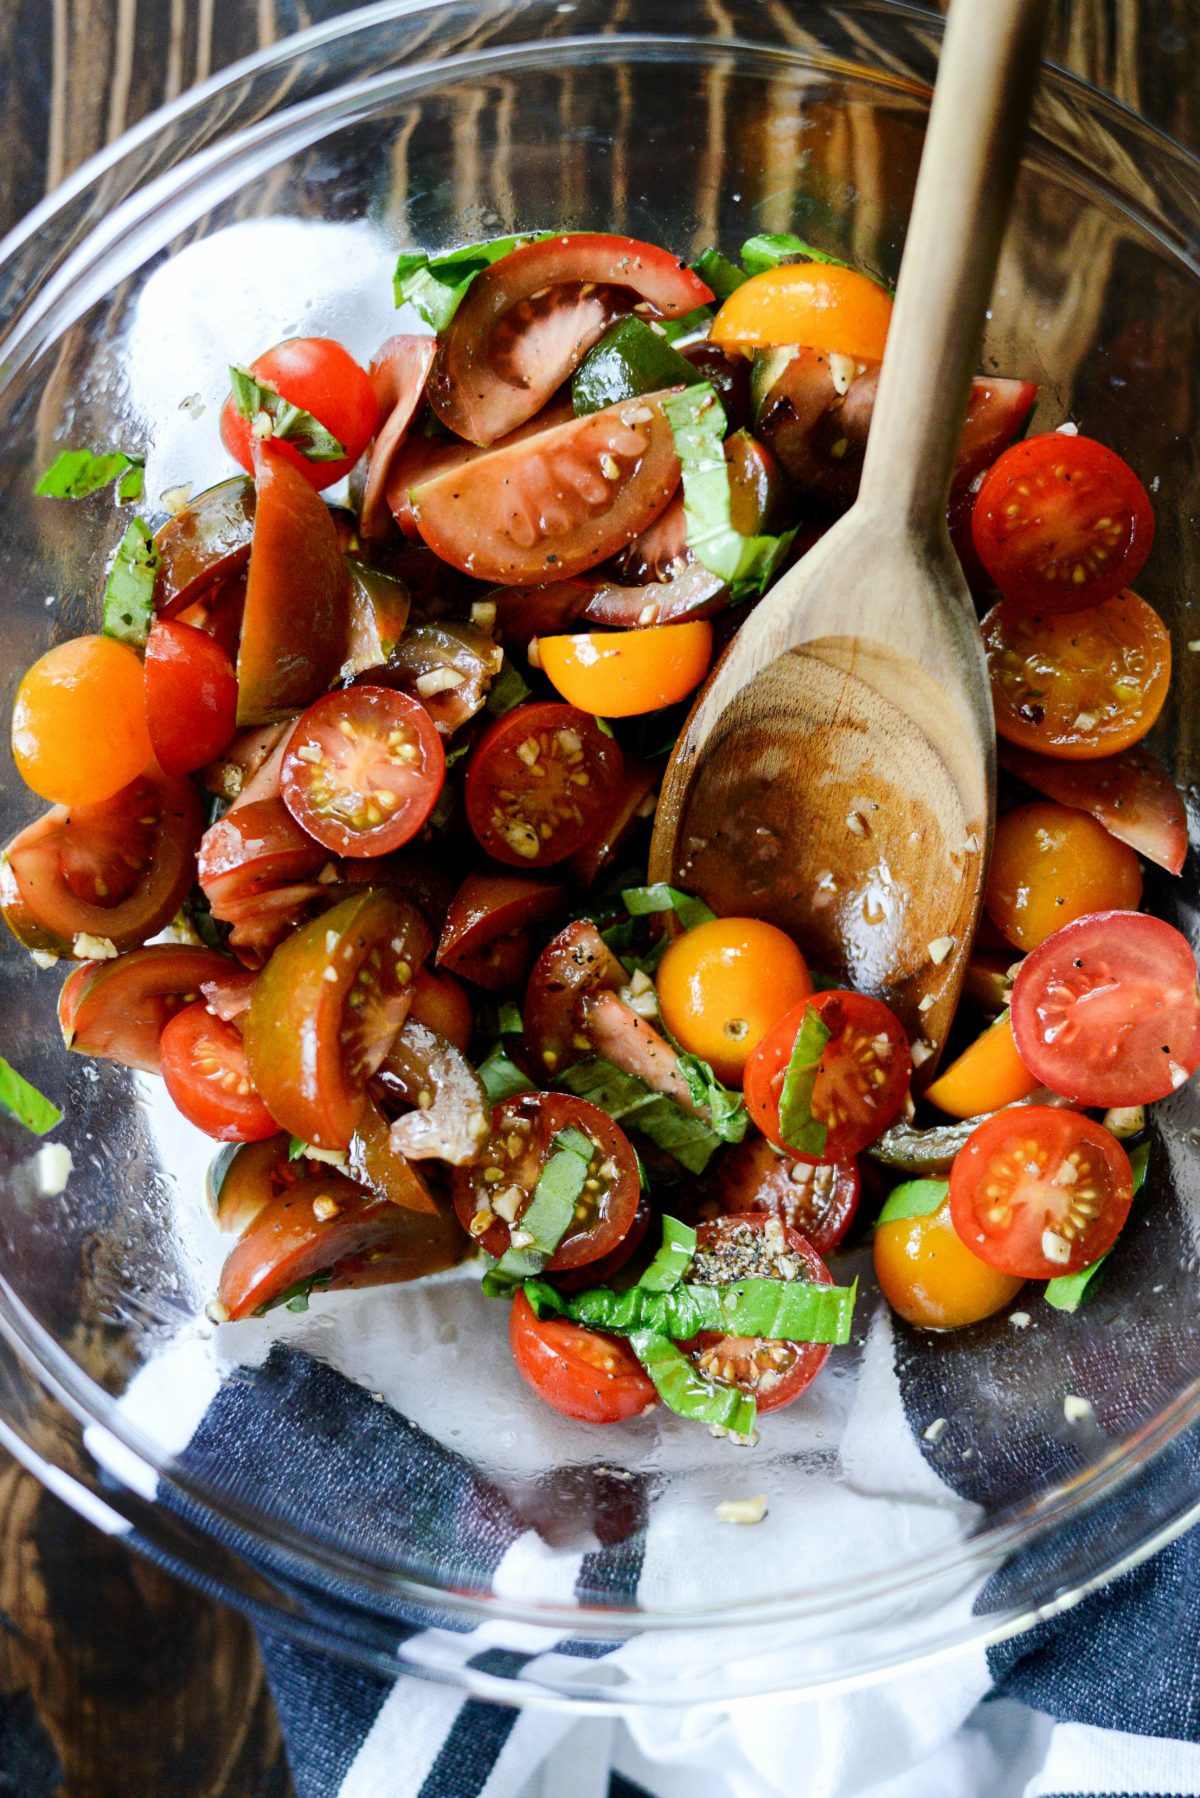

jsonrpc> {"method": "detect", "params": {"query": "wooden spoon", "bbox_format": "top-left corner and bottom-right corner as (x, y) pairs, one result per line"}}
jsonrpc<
(649, 0), (1050, 1074)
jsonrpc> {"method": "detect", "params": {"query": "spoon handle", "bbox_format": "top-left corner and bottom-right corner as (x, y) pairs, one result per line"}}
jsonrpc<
(858, 0), (1050, 536)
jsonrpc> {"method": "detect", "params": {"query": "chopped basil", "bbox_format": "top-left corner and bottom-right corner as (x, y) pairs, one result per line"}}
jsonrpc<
(660, 304), (715, 345)
(477, 1041), (535, 1105)
(485, 654), (531, 717)
(557, 1055), (725, 1174)
(287, 1136), (308, 1162)
(1044, 1142), (1151, 1314)
(525, 1273), (856, 1344)
(636, 1214), (696, 1292)
(776, 1007), (832, 1159)
(690, 247), (747, 300)
(482, 1130), (594, 1289)
(228, 366), (345, 462)
(571, 317), (705, 416)
(256, 1272), (333, 1316)
(676, 1052), (747, 1144)
(876, 1179), (948, 1225)
(34, 447), (144, 501)
(181, 890), (229, 951)
(621, 882), (715, 931)
(102, 517), (159, 648)
(629, 1330), (757, 1434)
(662, 383), (795, 599)
(739, 232), (853, 277)
(393, 233), (554, 331)
(495, 1000), (524, 1036)
(0, 1058), (62, 1136)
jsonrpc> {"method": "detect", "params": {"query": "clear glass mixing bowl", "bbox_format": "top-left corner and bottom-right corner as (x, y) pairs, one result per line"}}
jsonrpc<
(0, 0), (1198, 1709)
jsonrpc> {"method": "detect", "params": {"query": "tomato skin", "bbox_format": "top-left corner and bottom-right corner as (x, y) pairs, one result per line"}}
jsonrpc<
(567, 759), (658, 888)
(13, 636), (154, 808)
(509, 1291), (658, 1424)
(948, 1105), (1133, 1278)
(985, 802), (1143, 952)
(655, 918), (814, 1085)
(924, 1012), (1040, 1120)
(160, 1002), (279, 1142)
(744, 990), (911, 1163)
(220, 338), (378, 491)
(437, 872), (568, 970)
(711, 263), (892, 360)
(59, 945), (235, 1074)
(537, 621), (713, 717)
(699, 1134), (861, 1256)
(1010, 910), (1200, 1107)
(983, 591), (1171, 760)
(359, 334), (437, 541)
(997, 741), (1186, 877)
(686, 1215), (833, 1413)
(144, 620), (238, 775)
(971, 434), (1154, 613)
(874, 1199), (1024, 1329)
(465, 702), (624, 868)
(408, 968), (473, 1053)
(280, 687), (445, 858)
(154, 479), (255, 618)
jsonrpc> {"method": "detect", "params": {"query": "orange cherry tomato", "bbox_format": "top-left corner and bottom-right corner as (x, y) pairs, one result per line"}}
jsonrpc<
(710, 264), (892, 360)
(12, 635), (154, 807)
(985, 801), (1142, 952)
(874, 1198), (1025, 1330)
(536, 622), (713, 718)
(655, 917), (813, 1085)
(924, 1012), (1040, 1120)
(983, 591), (1171, 761)
(409, 967), (473, 1053)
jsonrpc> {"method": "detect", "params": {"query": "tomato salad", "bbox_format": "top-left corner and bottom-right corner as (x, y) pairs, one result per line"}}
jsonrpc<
(6, 228), (1197, 1444)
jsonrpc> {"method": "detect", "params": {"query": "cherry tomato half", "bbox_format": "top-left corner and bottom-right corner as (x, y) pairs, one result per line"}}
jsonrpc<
(710, 263), (893, 360)
(12, 635), (153, 808)
(408, 968), (473, 1053)
(509, 1290), (658, 1425)
(655, 917), (814, 1086)
(971, 434), (1154, 612)
(537, 621), (713, 717)
(699, 1134), (860, 1256)
(985, 801), (1142, 952)
(59, 945), (236, 1074)
(144, 620), (239, 776)
(220, 337), (379, 491)
(465, 702), (623, 868)
(1010, 909), (1200, 1107)
(280, 687), (445, 858)
(437, 871), (568, 970)
(744, 990), (911, 1163)
(874, 1198), (1024, 1329)
(160, 1002), (279, 1142)
(949, 1105), (1133, 1279)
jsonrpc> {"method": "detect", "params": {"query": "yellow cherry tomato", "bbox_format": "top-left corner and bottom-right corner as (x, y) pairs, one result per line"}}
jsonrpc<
(874, 1200), (1024, 1330)
(925, 1012), (1040, 1119)
(655, 916), (813, 1084)
(985, 801), (1143, 952)
(12, 634), (154, 807)
(536, 622), (712, 718)
(710, 264), (893, 360)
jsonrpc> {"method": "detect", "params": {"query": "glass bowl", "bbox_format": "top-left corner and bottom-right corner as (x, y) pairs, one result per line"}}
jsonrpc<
(1, 0), (1199, 1710)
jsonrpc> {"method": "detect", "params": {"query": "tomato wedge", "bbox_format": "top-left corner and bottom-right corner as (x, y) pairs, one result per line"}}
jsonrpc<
(408, 967), (473, 1053)
(437, 871), (568, 971)
(198, 797), (327, 920)
(924, 1012), (1040, 1119)
(971, 434), (1154, 612)
(243, 889), (431, 1148)
(949, 1105), (1133, 1279)
(160, 1002), (279, 1142)
(523, 920), (628, 1076)
(153, 478), (255, 618)
(984, 591), (1171, 760)
(428, 233), (712, 444)
(280, 688), (444, 858)
(465, 702), (624, 867)
(1010, 910), (1200, 1107)
(537, 621), (713, 717)
(144, 620), (238, 775)
(509, 1291), (658, 1425)
(386, 399), (575, 540)
(451, 1092), (640, 1271)
(411, 393), (681, 585)
(744, 990), (911, 1163)
(359, 334), (437, 540)
(59, 945), (235, 1073)
(1, 770), (203, 957)
(567, 759), (658, 887)
(348, 1091), (441, 1215)
(700, 1134), (861, 1256)
(997, 740), (1187, 876)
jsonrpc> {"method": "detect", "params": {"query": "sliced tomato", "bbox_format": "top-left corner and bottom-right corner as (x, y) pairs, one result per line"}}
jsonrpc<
(452, 933), (536, 995)
(237, 443), (349, 724)
(949, 1105), (1133, 1278)
(412, 393), (681, 585)
(160, 1002), (278, 1142)
(1010, 909), (1200, 1106)
(144, 620), (238, 776)
(984, 591), (1171, 760)
(582, 562), (727, 630)
(220, 337), (378, 492)
(408, 967), (473, 1053)
(348, 1091), (441, 1215)
(537, 621), (713, 718)
(154, 478), (255, 618)
(279, 687), (444, 858)
(567, 759), (658, 887)
(491, 579), (594, 646)
(711, 264), (892, 359)
(386, 398), (575, 540)
(553, 1190), (655, 1293)
(59, 945), (235, 1073)
(744, 990), (911, 1163)
(359, 334), (437, 540)
(364, 622), (502, 736)
(684, 1214), (833, 1414)
(699, 1135), (860, 1256)
(523, 920), (628, 1077)
(243, 889), (432, 1148)
(198, 797), (327, 917)
(451, 1092), (640, 1270)
(206, 1133), (291, 1234)
(1, 770), (203, 957)
(972, 434), (1154, 612)
(465, 702), (623, 867)
(509, 1290), (658, 1424)
(428, 233), (712, 445)
(875, 1198), (1025, 1329)
(371, 1018), (490, 1167)
(998, 740), (1187, 876)
(437, 871), (568, 971)
(218, 1175), (466, 1319)
(200, 965), (258, 1022)
(340, 560), (412, 681)
(924, 1012), (1040, 1120)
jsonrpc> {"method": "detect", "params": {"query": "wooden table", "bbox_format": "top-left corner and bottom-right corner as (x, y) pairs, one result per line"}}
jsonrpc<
(0, 3), (1195, 1793)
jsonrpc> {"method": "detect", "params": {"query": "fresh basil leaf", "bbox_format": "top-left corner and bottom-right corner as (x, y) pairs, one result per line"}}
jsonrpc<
(663, 384), (795, 600)
(485, 1137), (593, 1285)
(444, 740), (473, 769)
(553, 1276), (856, 1344)
(228, 366), (345, 462)
(621, 882), (715, 931)
(35, 448), (145, 501)
(557, 1055), (724, 1174)
(102, 517), (158, 648)
(676, 1052), (747, 1145)
(0, 1058), (61, 1136)
(776, 1006), (831, 1159)
(116, 462), (145, 503)
(394, 233), (554, 331)
(288, 1136), (308, 1162)
(876, 1179), (949, 1226)
(636, 1215), (696, 1293)
(739, 232), (853, 276)
(256, 1271), (332, 1316)
(485, 654), (531, 717)
(477, 1042), (535, 1105)
(659, 303), (715, 345)
(629, 1329), (757, 1434)
(691, 247), (747, 300)
(1044, 1141), (1151, 1314)
(496, 1000), (524, 1036)
(554, 1124), (596, 1162)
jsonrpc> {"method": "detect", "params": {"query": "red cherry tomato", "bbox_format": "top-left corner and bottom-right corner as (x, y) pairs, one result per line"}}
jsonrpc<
(160, 1002), (279, 1142)
(701, 1135), (860, 1256)
(465, 702), (624, 868)
(437, 871), (568, 971)
(1010, 910), (1200, 1106)
(280, 687), (445, 858)
(220, 338), (378, 491)
(744, 990), (911, 1163)
(949, 1105), (1133, 1278)
(971, 434), (1154, 612)
(509, 1290), (658, 1424)
(144, 620), (238, 775)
